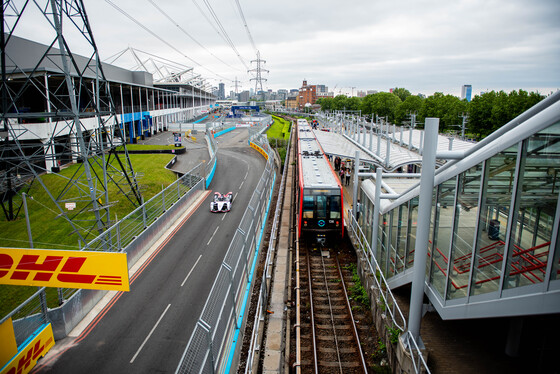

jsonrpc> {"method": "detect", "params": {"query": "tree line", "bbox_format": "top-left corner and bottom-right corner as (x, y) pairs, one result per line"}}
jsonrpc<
(316, 88), (546, 139)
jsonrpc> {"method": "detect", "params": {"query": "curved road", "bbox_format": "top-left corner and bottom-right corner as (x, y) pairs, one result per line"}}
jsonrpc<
(36, 128), (266, 373)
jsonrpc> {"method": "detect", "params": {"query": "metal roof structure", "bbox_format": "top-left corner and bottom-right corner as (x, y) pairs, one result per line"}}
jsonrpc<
(351, 92), (560, 321)
(314, 115), (477, 171)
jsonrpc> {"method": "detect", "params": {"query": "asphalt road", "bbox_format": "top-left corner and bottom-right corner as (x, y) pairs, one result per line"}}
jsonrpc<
(36, 128), (266, 373)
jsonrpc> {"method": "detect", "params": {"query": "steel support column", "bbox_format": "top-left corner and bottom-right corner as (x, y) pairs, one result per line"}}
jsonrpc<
(407, 117), (439, 341)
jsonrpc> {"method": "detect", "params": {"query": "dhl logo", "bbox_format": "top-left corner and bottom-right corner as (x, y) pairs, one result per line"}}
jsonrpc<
(0, 248), (129, 291)
(0, 323), (55, 374)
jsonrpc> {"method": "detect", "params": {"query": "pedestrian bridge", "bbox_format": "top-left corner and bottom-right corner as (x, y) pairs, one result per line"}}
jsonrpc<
(314, 92), (560, 321)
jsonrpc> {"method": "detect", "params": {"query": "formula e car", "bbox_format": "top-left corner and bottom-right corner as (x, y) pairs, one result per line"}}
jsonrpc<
(210, 192), (233, 212)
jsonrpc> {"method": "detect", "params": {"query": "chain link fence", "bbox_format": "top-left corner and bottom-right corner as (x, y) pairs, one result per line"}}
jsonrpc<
(175, 133), (276, 374)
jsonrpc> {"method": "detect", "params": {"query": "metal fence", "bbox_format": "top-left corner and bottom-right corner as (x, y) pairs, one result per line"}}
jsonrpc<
(244, 123), (293, 374)
(2, 158), (208, 352)
(346, 213), (430, 373)
(82, 164), (204, 254)
(0, 287), (49, 347)
(51, 164), (205, 302)
(175, 134), (277, 374)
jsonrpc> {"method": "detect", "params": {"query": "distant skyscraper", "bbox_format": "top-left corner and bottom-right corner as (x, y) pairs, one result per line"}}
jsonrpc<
(218, 83), (225, 100)
(239, 90), (250, 102)
(461, 85), (472, 102)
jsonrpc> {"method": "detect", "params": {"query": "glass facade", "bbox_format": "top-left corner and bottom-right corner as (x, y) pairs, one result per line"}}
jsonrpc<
(359, 120), (560, 304)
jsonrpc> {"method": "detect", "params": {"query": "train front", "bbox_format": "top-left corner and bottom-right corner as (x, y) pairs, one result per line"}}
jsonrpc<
(300, 187), (344, 245)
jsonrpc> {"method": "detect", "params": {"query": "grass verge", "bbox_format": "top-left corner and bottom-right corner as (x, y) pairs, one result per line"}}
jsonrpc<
(0, 153), (177, 318)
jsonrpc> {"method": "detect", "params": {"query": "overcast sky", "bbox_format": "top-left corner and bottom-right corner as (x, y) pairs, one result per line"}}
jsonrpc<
(11, 0), (560, 97)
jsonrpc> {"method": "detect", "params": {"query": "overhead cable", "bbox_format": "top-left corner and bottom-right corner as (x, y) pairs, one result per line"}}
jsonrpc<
(104, 0), (233, 82)
(194, 0), (250, 70)
(147, 0), (239, 72)
(233, 0), (257, 53)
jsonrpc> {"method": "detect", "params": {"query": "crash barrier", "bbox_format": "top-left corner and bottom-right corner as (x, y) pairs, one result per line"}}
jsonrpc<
(0, 165), (206, 344)
(213, 126), (236, 138)
(193, 115), (209, 123)
(0, 288), (55, 373)
(244, 124), (293, 373)
(205, 132), (218, 189)
(247, 115), (273, 144)
(346, 213), (430, 374)
(175, 134), (277, 374)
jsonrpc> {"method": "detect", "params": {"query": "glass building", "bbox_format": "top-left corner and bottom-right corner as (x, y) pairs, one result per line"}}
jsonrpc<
(356, 92), (560, 319)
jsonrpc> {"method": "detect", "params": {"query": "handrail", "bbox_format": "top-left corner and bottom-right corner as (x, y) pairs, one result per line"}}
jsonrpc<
(401, 331), (431, 374)
(346, 213), (407, 331)
(346, 212), (431, 374)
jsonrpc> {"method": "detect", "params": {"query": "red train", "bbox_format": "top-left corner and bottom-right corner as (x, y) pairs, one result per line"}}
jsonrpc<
(296, 118), (344, 244)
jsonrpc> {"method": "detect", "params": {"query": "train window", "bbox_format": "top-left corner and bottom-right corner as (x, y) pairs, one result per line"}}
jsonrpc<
(303, 195), (314, 218)
(330, 196), (341, 219)
(316, 195), (327, 219)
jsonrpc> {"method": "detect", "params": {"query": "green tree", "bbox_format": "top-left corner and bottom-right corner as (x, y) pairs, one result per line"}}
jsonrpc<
(346, 96), (361, 111)
(392, 87), (412, 102)
(360, 92), (401, 123)
(317, 97), (333, 111)
(332, 94), (349, 111)
(468, 91), (497, 138)
(467, 89), (544, 139)
(395, 95), (424, 125)
(490, 90), (510, 130)
(420, 92), (466, 132)
(360, 94), (376, 116)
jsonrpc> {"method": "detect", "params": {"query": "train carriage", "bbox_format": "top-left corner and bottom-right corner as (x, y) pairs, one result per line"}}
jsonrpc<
(296, 119), (344, 243)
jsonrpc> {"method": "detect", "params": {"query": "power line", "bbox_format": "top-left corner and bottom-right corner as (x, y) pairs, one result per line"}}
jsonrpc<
(146, 0), (239, 72)
(233, 0), (257, 53)
(195, 0), (250, 70)
(104, 0), (232, 82)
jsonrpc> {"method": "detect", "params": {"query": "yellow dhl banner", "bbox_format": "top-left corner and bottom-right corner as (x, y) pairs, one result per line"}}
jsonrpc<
(250, 142), (269, 160)
(0, 322), (55, 374)
(0, 248), (129, 291)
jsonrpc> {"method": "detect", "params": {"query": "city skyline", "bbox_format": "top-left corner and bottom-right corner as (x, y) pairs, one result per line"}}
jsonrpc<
(12, 0), (557, 98)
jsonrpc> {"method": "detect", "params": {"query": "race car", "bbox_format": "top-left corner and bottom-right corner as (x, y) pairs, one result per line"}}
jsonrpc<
(210, 192), (233, 212)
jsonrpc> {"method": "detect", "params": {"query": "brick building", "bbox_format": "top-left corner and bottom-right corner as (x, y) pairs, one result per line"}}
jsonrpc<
(298, 80), (317, 110)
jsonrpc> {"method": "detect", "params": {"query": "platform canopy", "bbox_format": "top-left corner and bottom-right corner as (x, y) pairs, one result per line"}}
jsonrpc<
(313, 128), (477, 171)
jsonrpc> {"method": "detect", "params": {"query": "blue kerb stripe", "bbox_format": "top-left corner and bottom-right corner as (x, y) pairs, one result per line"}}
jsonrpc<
(224, 169), (276, 372)
(193, 115), (208, 124)
(206, 158), (217, 189)
(0, 323), (50, 373)
(214, 126), (235, 138)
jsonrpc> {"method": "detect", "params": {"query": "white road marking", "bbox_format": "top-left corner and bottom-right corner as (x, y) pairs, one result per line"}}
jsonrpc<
(181, 254), (202, 287)
(207, 226), (219, 246)
(130, 303), (171, 363)
(221, 213), (227, 220)
(239, 181), (244, 189)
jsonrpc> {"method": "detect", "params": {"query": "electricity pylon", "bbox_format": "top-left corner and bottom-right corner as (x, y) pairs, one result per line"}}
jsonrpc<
(248, 50), (268, 93)
(1, 0), (142, 247)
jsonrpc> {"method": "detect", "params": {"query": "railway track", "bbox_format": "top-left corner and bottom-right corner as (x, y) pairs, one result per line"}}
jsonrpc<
(296, 242), (369, 373)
